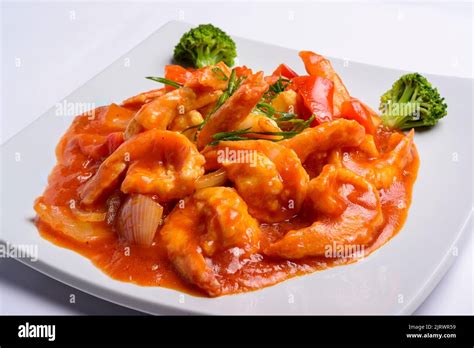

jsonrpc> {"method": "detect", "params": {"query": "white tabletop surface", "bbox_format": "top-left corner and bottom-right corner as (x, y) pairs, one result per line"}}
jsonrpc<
(1, 0), (472, 315)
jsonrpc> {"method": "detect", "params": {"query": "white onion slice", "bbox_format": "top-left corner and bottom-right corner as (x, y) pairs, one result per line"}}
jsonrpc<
(116, 194), (163, 247)
(195, 168), (227, 190)
(70, 204), (106, 222)
(34, 199), (113, 243)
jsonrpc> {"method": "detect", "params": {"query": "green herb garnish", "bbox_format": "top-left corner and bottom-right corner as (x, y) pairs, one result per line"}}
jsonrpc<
(185, 68), (245, 136)
(209, 115), (315, 145)
(146, 76), (183, 89)
(211, 67), (229, 81)
(263, 76), (290, 101)
(255, 102), (305, 130)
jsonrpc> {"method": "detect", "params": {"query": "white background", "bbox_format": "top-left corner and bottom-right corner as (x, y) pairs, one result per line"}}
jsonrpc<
(0, 0), (472, 314)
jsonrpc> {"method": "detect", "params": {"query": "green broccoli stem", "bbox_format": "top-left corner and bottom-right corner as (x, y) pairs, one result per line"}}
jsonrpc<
(382, 115), (409, 129)
(398, 83), (416, 103)
(398, 120), (430, 129)
(195, 46), (227, 68)
(194, 45), (213, 68)
(196, 56), (217, 68)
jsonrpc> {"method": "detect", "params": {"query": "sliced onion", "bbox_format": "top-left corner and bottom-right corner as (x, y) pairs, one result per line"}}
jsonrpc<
(34, 198), (113, 243)
(70, 204), (106, 222)
(116, 194), (163, 247)
(124, 118), (144, 140)
(195, 168), (227, 190)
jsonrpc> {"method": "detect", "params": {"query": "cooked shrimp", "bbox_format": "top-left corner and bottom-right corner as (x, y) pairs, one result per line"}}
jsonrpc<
(131, 87), (196, 132)
(79, 129), (205, 205)
(236, 112), (281, 133)
(121, 88), (166, 110)
(322, 134), (379, 176)
(185, 62), (232, 90)
(196, 72), (268, 149)
(265, 165), (383, 259)
(334, 130), (415, 189)
(161, 187), (261, 296)
(203, 140), (309, 222)
(124, 87), (221, 139)
(123, 87), (194, 139)
(57, 132), (124, 165)
(169, 110), (204, 141)
(234, 112), (282, 141)
(169, 110), (203, 132)
(358, 134), (380, 158)
(282, 118), (366, 162)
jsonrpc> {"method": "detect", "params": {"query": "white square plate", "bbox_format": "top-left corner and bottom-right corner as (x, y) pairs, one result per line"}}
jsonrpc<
(1, 21), (472, 315)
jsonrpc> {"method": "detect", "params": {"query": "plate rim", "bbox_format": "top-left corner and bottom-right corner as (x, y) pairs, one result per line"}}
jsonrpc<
(5, 208), (472, 315)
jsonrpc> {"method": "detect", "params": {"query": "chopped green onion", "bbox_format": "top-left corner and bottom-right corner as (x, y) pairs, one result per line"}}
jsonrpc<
(146, 76), (182, 89)
(209, 115), (315, 145)
(255, 102), (302, 129)
(211, 67), (229, 81)
(198, 68), (245, 132)
(264, 76), (291, 101)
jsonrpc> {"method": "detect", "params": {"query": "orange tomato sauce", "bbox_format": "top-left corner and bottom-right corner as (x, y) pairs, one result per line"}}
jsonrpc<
(35, 104), (419, 297)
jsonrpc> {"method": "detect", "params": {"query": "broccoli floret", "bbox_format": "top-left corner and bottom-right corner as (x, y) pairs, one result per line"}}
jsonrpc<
(379, 73), (447, 130)
(173, 24), (237, 68)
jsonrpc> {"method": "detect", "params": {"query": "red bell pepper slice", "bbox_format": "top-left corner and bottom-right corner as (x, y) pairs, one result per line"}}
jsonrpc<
(299, 51), (350, 116)
(164, 65), (194, 90)
(265, 64), (298, 85)
(234, 66), (253, 78)
(290, 75), (334, 125)
(340, 98), (377, 134)
(272, 64), (298, 79)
